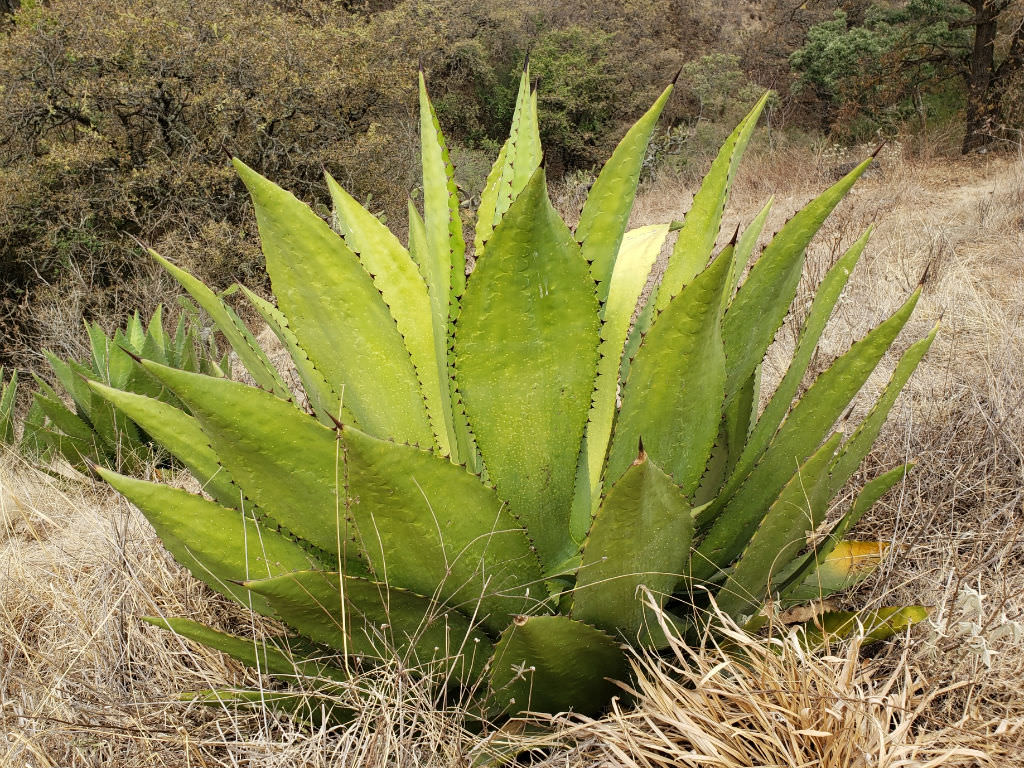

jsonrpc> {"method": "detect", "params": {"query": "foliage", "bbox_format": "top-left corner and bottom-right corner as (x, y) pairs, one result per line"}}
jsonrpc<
(789, 1), (1024, 145)
(85, 68), (934, 720)
(24, 305), (228, 473)
(0, 0), (697, 368)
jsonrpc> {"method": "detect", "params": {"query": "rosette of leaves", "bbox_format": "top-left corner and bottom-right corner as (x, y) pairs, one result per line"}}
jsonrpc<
(26, 305), (229, 473)
(88, 66), (933, 720)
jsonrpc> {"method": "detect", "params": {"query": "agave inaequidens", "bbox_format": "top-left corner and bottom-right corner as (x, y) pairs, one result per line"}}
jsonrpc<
(88, 66), (933, 719)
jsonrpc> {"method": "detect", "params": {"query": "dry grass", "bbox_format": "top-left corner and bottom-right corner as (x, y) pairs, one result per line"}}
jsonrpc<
(3, 145), (1023, 765)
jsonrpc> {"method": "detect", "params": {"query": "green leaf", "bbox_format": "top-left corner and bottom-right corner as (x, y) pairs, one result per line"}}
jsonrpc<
(240, 287), (350, 428)
(233, 159), (432, 448)
(482, 67), (542, 250)
(606, 245), (731, 495)
(327, 174), (453, 457)
(419, 71), (466, 308)
(244, 571), (492, 684)
(95, 468), (320, 613)
(144, 616), (347, 681)
(149, 250), (288, 397)
(692, 287), (921, 580)
(577, 84), (673, 302)
(776, 464), (911, 602)
(182, 688), (353, 727)
(721, 159), (873, 403)
(0, 369), (18, 445)
(714, 432), (842, 619)
(86, 380), (238, 508)
(728, 229), (870, 491)
(826, 326), (938, 498)
(656, 92), (770, 309)
(783, 540), (890, 603)
(488, 614), (627, 716)
(139, 364), (541, 633)
(456, 169), (600, 568)
(474, 138), (509, 256)
(573, 223), (670, 539)
(574, 450), (692, 637)
(727, 199), (773, 297)
(796, 606), (929, 648)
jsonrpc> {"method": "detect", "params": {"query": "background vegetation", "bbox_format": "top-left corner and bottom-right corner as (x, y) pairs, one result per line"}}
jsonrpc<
(0, 0), (1021, 372)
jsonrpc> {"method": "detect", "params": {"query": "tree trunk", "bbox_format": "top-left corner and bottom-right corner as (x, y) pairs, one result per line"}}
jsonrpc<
(961, 6), (1000, 153)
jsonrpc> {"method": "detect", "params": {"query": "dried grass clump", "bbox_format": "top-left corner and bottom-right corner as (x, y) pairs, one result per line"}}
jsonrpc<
(535, 617), (991, 768)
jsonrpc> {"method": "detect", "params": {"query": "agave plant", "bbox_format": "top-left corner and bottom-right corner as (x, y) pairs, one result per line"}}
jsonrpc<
(26, 305), (228, 473)
(87, 67), (934, 719)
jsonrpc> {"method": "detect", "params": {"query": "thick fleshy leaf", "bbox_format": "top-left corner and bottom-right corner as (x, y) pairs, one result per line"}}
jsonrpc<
(488, 615), (627, 716)
(456, 169), (600, 569)
(574, 451), (692, 637)
(728, 230), (870, 490)
(244, 571), (492, 684)
(826, 326), (938, 498)
(721, 159), (873, 403)
(692, 288), (921, 579)
(796, 606), (929, 648)
(139, 364), (541, 632)
(572, 223), (670, 539)
(419, 71), (466, 307)
(605, 246), (731, 495)
(87, 380), (238, 508)
(96, 468), (320, 613)
(233, 160), (432, 448)
(485, 67), (542, 246)
(726, 199), (773, 297)
(776, 464), (911, 600)
(784, 541), (889, 603)
(713, 432), (842, 619)
(657, 93), (769, 309)
(326, 174), (452, 457)
(577, 84), (673, 302)
(149, 250), (287, 397)
(144, 616), (347, 681)
(183, 688), (353, 727)
(240, 287), (349, 428)
(0, 369), (18, 445)
(474, 138), (509, 256)
(410, 201), (475, 469)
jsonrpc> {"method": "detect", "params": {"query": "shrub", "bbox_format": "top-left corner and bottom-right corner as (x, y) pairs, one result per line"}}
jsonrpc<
(84, 66), (933, 720)
(22, 305), (227, 473)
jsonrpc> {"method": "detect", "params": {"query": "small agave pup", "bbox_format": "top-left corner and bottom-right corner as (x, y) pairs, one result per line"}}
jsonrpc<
(88, 66), (934, 719)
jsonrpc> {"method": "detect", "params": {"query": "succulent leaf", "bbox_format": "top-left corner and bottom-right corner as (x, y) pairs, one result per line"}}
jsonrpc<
(457, 169), (600, 569)
(233, 159), (433, 447)
(606, 244), (731, 495)
(418, 71), (466, 306)
(657, 91), (770, 307)
(244, 570), (493, 684)
(721, 159), (873, 403)
(714, 432), (842, 618)
(240, 287), (351, 427)
(139, 363), (541, 627)
(96, 467), (322, 613)
(574, 450), (692, 636)
(578, 84), (673, 302)
(488, 614), (627, 716)
(572, 223), (671, 540)
(150, 250), (286, 397)
(144, 616), (347, 681)
(796, 606), (930, 648)
(693, 287), (921, 579)
(326, 174), (453, 457)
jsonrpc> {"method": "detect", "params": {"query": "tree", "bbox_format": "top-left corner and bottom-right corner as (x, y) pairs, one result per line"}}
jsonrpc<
(790, 0), (1024, 152)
